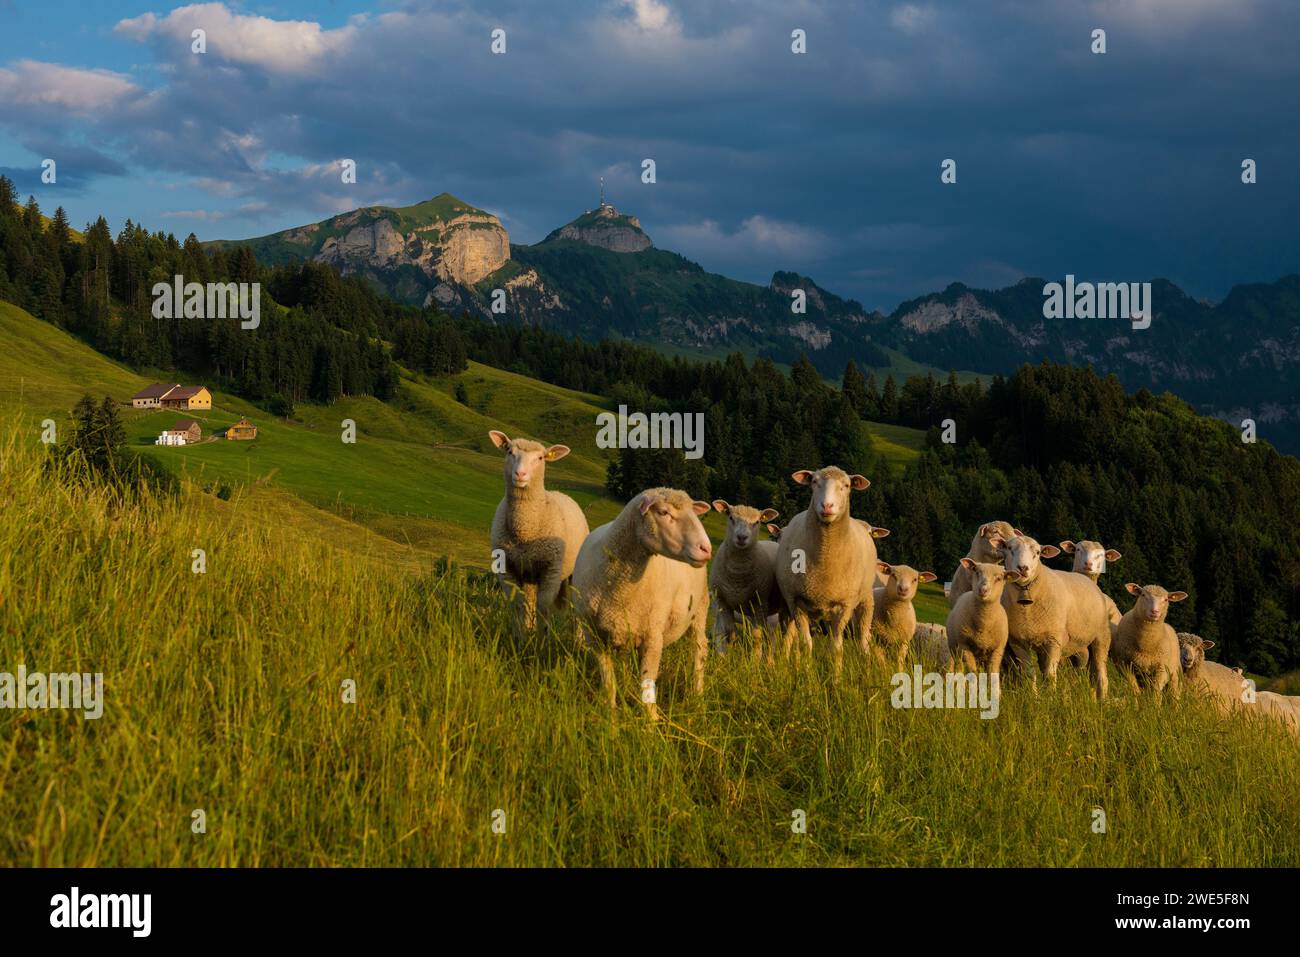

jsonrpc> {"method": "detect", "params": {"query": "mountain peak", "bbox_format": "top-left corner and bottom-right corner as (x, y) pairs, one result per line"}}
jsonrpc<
(543, 202), (652, 252)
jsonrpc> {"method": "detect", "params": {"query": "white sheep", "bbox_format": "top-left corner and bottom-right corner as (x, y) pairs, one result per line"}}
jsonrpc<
(949, 521), (1018, 607)
(775, 466), (876, 678)
(488, 430), (590, 630)
(1112, 583), (1185, 698)
(1058, 539), (1123, 626)
(871, 562), (938, 670)
(945, 559), (1020, 674)
(998, 533), (1113, 699)
(571, 487), (712, 719)
(709, 500), (782, 657)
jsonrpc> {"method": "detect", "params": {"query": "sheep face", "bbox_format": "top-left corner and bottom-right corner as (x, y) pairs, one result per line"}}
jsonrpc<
(792, 466), (869, 525)
(1000, 535), (1060, 585)
(959, 558), (1019, 602)
(1177, 632), (1214, 673)
(712, 501), (779, 551)
(1060, 539), (1121, 576)
(877, 562), (937, 602)
(1125, 583), (1188, 623)
(972, 521), (1017, 562)
(489, 430), (569, 490)
(639, 491), (713, 568)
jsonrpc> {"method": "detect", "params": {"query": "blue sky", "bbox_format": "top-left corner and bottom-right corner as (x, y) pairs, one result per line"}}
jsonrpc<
(1, 0), (1297, 312)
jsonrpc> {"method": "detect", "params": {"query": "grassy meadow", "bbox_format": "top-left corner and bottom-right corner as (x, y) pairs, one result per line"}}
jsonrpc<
(1, 435), (1298, 867)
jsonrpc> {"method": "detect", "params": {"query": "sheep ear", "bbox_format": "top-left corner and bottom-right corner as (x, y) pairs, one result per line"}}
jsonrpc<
(919, 571), (938, 584)
(1040, 545), (1060, 559)
(691, 500), (711, 516)
(1058, 540), (1076, 553)
(849, 474), (870, 490)
(1105, 549), (1122, 562)
(959, 557), (975, 570)
(638, 494), (656, 515)
(978, 523), (992, 536)
(711, 499), (730, 514)
(1201, 640), (1214, 650)
(766, 523), (781, 537)
(1169, 591), (1188, 602)
(488, 430), (511, 450)
(1013, 527), (1026, 538)
(544, 444), (570, 461)
(759, 508), (779, 522)
(871, 526), (891, 538)
(876, 561), (891, 575)
(791, 470), (814, 485)
(1125, 582), (1142, 596)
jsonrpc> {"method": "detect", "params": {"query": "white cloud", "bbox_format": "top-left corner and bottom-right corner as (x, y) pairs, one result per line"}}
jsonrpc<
(115, 3), (358, 75)
(622, 0), (676, 32)
(0, 60), (139, 113)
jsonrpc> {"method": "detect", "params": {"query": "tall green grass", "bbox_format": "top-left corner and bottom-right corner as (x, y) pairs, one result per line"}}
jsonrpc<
(1, 435), (1297, 866)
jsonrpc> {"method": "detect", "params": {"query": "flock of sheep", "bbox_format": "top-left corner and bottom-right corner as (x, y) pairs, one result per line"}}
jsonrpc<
(486, 430), (1300, 737)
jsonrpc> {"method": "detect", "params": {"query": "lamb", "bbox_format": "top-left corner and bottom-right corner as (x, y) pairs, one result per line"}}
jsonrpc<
(488, 430), (590, 631)
(1254, 691), (1300, 737)
(945, 559), (1020, 674)
(871, 562), (938, 670)
(999, 533), (1113, 698)
(570, 487), (712, 719)
(775, 466), (876, 678)
(949, 521), (1018, 607)
(1059, 540), (1123, 625)
(1112, 583), (1185, 698)
(709, 500), (782, 656)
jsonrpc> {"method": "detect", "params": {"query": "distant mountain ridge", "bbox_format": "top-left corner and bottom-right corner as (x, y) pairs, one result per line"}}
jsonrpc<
(206, 194), (1300, 452)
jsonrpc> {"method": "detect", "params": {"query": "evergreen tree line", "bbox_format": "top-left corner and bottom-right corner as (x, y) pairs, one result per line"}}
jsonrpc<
(0, 180), (469, 408)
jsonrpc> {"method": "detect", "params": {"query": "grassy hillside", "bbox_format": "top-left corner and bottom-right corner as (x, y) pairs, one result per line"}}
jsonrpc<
(0, 300), (623, 568)
(1, 436), (1297, 867)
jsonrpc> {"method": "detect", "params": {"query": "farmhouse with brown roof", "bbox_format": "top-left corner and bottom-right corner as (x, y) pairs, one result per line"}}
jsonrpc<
(130, 383), (180, 409)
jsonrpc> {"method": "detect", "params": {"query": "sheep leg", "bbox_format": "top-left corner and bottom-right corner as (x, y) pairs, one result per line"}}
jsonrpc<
(713, 607), (735, 656)
(535, 568), (564, 618)
(638, 634), (667, 721)
(829, 611), (853, 681)
(988, 644), (1006, 676)
(793, 608), (814, 660)
(517, 581), (539, 632)
(853, 603), (872, 658)
(690, 615), (707, 696)
(1036, 644), (1063, 687)
(1089, 640), (1111, 701)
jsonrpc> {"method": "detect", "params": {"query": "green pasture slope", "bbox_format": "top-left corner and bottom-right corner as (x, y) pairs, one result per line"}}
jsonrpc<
(2, 433), (1298, 866)
(0, 300), (624, 567)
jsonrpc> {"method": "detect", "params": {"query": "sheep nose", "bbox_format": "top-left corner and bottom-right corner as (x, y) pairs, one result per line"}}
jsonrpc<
(697, 542), (712, 560)
(1018, 565), (1029, 574)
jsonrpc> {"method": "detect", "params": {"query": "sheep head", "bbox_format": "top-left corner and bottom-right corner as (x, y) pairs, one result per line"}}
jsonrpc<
(638, 488), (713, 567)
(877, 562), (937, 602)
(1059, 539), (1122, 577)
(712, 500), (779, 551)
(959, 557), (1020, 602)
(1125, 583), (1188, 624)
(488, 430), (569, 491)
(999, 534), (1059, 588)
(792, 466), (869, 525)
(971, 521), (1017, 562)
(1177, 632), (1215, 674)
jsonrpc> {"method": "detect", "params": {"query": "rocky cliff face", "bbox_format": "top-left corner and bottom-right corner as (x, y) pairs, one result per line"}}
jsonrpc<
(315, 208), (508, 287)
(542, 204), (652, 252)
